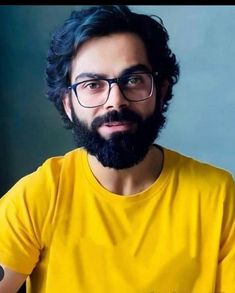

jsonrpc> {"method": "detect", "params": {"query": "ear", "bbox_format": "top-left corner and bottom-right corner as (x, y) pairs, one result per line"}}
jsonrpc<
(62, 93), (73, 122)
(159, 79), (170, 111)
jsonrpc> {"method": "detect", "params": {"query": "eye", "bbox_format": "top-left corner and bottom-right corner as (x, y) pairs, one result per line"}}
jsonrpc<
(128, 76), (141, 85)
(121, 74), (144, 87)
(83, 81), (100, 89)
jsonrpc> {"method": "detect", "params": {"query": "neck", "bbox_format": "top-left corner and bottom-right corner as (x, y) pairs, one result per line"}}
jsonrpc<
(87, 145), (163, 195)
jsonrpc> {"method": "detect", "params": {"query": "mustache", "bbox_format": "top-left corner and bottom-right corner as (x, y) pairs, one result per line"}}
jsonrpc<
(91, 109), (143, 130)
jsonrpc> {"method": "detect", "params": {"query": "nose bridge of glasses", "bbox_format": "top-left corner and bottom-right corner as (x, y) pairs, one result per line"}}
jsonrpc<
(105, 77), (128, 106)
(107, 77), (119, 88)
(107, 77), (123, 94)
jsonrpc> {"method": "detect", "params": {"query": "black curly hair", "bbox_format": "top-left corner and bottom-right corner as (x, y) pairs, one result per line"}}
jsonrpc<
(46, 5), (180, 129)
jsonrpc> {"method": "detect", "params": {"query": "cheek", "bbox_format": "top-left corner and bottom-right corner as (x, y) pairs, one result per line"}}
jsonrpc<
(149, 96), (157, 113)
(74, 106), (99, 127)
(147, 90), (157, 115)
(134, 95), (156, 118)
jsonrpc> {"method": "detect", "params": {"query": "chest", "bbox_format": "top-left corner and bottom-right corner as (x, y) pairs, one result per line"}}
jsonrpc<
(34, 191), (222, 292)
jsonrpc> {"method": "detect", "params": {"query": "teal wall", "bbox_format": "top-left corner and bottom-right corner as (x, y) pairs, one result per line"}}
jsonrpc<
(0, 6), (87, 196)
(132, 5), (235, 178)
(1, 5), (235, 197)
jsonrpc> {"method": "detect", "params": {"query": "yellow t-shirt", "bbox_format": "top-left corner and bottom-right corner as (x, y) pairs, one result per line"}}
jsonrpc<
(0, 146), (235, 293)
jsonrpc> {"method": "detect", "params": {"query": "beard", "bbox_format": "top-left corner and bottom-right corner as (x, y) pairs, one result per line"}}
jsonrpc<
(70, 101), (165, 170)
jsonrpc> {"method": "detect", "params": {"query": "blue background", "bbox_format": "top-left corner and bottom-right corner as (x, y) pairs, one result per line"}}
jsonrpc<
(1, 5), (235, 197)
(131, 5), (235, 178)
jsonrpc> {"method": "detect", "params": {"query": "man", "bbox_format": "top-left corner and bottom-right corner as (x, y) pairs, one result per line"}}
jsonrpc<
(0, 5), (235, 293)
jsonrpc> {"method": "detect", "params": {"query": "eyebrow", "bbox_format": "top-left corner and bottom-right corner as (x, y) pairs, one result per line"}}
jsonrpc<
(120, 64), (151, 76)
(74, 72), (105, 81)
(74, 64), (152, 82)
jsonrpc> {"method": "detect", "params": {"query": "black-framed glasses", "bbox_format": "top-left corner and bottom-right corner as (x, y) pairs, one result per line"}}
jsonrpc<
(68, 71), (158, 108)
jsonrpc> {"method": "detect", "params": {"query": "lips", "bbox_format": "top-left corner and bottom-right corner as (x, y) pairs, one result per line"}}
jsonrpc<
(103, 121), (132, 127)
(99, 121), (135, 136)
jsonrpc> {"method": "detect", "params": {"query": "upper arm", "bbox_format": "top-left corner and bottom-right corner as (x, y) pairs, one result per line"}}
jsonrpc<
(0, 165), (56, 278)
(0, 264), (27, 293)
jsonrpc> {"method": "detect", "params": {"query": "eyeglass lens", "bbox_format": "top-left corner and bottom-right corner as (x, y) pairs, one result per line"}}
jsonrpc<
(74, 72), (153, 108)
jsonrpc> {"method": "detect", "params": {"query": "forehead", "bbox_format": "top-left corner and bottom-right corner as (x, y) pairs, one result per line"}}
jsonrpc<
(70, 32), (151, 81)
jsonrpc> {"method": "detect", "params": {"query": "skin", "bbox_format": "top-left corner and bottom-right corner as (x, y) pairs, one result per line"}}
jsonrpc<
(64, 33), (157, 133)
(63, 32), (169, 195)
(0, 265), (27, 292)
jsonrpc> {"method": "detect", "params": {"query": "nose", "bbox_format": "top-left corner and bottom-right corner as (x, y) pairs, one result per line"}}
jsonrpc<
(104, 83), (130, 110)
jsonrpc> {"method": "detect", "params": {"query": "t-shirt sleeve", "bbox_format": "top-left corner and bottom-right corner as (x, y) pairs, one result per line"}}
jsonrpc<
(0, 158), (60, 275)
(215, 173), (235, 292)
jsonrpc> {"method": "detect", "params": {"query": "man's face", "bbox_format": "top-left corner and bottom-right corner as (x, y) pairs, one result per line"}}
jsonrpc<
(63, 32), (166, 169)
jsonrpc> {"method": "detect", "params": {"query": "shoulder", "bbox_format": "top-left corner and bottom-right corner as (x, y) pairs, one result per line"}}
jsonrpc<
(37, 147), (84, 175)
(21, 147), (85, 184)
(163, 147), (235, 190)
(0, 148), (86, 249)
(0, 148), (85, 210)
